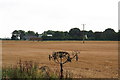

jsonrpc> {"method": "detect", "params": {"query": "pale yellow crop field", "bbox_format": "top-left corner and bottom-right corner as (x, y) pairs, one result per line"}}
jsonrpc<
(2, 41), (118, 78)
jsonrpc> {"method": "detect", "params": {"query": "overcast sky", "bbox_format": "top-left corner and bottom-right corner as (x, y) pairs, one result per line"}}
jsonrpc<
(0, 0), (119, 38)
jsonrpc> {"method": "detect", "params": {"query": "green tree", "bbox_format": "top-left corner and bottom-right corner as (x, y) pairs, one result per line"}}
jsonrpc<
(118, 30), (120, 41)
(94, 32), (102, 40)
(101, 28), (117, 40)
(42, 30), (69, 40)
(18, 30), (25, 40)
(69, 28), (81, 40)
(86, 30), (94, 40)
(53, 31), (65, 40)
(42, 30), (55, 36)
(26, 31), (35, 36)
(35, 32), (39, 37)
(63, 31), (70, 40)
(11, 30), (19, 40)
(42, 30), (55, 40)
(11, 35), (18, 40)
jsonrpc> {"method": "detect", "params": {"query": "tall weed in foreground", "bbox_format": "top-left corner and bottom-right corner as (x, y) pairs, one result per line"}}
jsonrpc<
(2, 59), (58, 79)
(2, 60), (75, 80)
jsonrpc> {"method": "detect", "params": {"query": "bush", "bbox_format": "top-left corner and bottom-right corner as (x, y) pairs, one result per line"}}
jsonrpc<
(2, 60), (58, 79)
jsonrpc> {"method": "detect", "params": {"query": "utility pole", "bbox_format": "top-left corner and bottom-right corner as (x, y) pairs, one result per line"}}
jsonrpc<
(81, 24), (86, 43)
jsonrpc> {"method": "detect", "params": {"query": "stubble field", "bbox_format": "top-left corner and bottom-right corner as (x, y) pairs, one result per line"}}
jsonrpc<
(2, 40), (118, 78)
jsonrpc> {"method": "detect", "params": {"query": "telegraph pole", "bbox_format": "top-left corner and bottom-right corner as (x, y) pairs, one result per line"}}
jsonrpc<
(82, 24), (86, 43)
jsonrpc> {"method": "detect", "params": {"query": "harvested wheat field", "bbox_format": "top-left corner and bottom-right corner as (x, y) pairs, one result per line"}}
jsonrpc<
(2, 40), (118, 78)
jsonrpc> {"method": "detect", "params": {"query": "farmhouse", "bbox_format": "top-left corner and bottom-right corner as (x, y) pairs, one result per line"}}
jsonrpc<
(24, 34), (42, 41)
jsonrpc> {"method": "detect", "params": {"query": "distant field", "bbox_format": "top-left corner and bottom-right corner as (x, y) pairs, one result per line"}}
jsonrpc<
(2, 40), (118, 78)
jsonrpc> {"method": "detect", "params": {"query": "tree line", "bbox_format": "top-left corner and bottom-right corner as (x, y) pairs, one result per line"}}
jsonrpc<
(11, 28), (119, 41)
